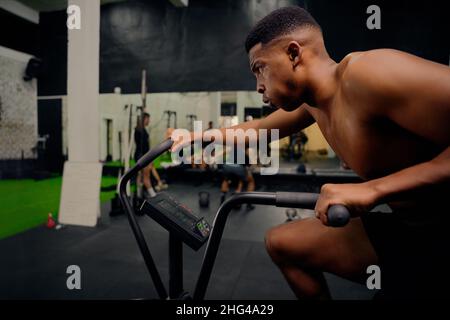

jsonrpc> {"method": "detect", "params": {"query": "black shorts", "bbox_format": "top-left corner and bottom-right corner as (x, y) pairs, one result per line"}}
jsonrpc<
(222, 164), (248, 181)
(361, 207), (450, 299)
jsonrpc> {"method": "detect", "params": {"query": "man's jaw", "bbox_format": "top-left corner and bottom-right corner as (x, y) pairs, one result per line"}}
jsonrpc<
(263, 97), (277, 109)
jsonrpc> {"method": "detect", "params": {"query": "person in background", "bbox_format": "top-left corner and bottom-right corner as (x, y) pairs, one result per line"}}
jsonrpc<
(220, 116), (256, 210)
(192, 120), (215, 169)
(207, 121), (214, 131)
(152, 166), (168, 191)
(134, 113), (167, 199)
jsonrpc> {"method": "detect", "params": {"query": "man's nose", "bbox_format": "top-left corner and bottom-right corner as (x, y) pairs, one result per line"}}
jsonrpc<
(257, 83), (265, 94)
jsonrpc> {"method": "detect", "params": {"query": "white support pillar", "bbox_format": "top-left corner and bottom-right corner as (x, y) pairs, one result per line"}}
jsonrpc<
(67, 0), (100, 162)
(59, 0), (102, 227)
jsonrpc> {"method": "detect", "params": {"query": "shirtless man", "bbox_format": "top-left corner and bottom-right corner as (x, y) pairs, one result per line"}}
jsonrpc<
(170, 7), (450, 299)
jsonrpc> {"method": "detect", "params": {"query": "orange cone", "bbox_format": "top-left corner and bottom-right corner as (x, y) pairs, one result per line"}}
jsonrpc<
(46, 213), (56, 229)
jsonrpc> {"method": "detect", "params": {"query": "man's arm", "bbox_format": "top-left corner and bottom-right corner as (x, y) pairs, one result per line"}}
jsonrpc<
(170, 104), (315, 150)
(368, 147), (450, 203)
(361, 49), (450, 202)
(257, 104), (315, 138)
(316, 149), (450, 225)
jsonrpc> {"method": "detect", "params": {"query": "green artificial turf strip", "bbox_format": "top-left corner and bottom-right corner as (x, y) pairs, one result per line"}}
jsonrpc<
(104, 160), (135, 168)
(0, 175), (121, 240)
(103, 152), (173, 170)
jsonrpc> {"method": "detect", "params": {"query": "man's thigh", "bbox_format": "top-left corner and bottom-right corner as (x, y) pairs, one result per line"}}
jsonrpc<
(267, 217), (378, 284)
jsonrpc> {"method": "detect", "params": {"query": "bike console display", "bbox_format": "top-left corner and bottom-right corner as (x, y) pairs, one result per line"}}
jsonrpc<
(139, 192), (211, 251)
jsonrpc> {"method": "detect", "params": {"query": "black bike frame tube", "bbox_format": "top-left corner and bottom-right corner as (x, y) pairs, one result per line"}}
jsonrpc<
(193, 192), (277, 300)
(169, 233), (184, 298)
(118, 139), (173, 300)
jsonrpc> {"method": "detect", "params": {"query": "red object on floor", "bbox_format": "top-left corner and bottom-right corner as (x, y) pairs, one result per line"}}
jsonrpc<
(46, 213), (56, 229)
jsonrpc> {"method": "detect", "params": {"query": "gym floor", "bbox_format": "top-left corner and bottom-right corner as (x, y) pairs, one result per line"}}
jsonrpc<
(0, 179), (375, 300)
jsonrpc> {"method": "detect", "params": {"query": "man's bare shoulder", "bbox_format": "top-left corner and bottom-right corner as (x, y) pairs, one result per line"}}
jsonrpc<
(340, 49), (409, 83)
(337, 49), (446, 104)
(336, 49), (450, 131)
(340, 49), (447, 87)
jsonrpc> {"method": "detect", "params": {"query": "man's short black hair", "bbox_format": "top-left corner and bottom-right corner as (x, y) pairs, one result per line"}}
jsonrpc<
(245, 6), (320, 53)
(143, 112), (150, 118)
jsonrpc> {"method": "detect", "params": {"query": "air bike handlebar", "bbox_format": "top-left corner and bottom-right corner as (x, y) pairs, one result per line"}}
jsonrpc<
(118, 139), (351, 300)
(275, 192), (351, 227)
(192, 191), (350, 300)
(118, 139), (174, 300)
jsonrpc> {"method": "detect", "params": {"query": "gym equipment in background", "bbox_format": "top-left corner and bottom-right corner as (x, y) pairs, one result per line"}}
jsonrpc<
(104, 119), (113, 162)
(285, 208), (299, 222)
(31, 134), (52, 180)
(198, 191), (210, 208)
(186, 114), (197, 131)
(165, 110), (177, 129)
(23, 57), (42, 82)
(118, 139), (351, 300)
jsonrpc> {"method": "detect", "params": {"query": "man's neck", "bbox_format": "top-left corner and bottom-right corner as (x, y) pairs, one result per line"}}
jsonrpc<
(304, 57), (338, 109)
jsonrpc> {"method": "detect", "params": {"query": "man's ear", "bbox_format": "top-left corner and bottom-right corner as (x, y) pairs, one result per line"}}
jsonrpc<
(287, 41), (302, 67)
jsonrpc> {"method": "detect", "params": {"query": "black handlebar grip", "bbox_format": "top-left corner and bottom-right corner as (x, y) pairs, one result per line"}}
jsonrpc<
(275, 192), (318, 210)
(275, 192), (350, 227)
(327, 205), (351, 227)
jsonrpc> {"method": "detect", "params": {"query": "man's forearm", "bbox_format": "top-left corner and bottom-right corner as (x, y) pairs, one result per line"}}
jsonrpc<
(368, 147), (450, 203)
(201, 119), (263, 146)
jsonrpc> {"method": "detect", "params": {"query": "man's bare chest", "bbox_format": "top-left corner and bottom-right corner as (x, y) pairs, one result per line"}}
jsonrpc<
(306, 105), (438, 180)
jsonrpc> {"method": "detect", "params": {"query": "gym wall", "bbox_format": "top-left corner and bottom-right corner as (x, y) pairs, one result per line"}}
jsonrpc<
(0, 47), (38, 161)
(236, 92), (262, 123)
(0, 4), (40, 178)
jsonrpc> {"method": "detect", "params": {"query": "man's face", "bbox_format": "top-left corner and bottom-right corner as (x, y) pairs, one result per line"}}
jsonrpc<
(249, 42), (305, 111)
(144, 116), (150, 127)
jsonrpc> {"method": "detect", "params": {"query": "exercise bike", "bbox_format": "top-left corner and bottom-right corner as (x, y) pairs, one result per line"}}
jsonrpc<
(119, 139), (350, 300)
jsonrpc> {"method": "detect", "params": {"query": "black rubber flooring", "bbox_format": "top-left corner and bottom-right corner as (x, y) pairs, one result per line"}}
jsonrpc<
(0, 182), (375, 300)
